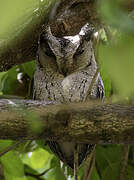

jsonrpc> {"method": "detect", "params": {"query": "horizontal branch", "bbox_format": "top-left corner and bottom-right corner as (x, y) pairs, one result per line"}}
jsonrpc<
(0, 99), (134, 144)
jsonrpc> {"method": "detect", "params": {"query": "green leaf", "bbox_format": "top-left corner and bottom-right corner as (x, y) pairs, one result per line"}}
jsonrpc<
(1, 151), (25, 180)
(36, 140), (54, 154)
(25, 111), (43, 134)
(27, 177), (37, 180)
(44, 167), (66, 180)
(99, 35), (134, 99)
(0, 140), (13, 152)
(0, 0), (60, 47)
(100, 69), (112, 97)
(30, 148), (52, 169)
(0, 66), (18, 95)
(22, 147), (53, 171)
(96, 145), (121, 174)
(21, 61), (35, 79)
(128, 145), (134, 164)
(98, 0), (134, 33)
(91, 168), (100, 180)
(0, 0), (39, 38)
(0, 72), (7, 92)
(126, 165), (134, 180)
(102, 162), (120, 180)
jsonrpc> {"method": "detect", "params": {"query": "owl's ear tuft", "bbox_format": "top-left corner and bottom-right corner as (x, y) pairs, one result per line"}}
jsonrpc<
(39, 25), (52, 44)
(39, 32), (56, 59)
(79, 23), (94, 41)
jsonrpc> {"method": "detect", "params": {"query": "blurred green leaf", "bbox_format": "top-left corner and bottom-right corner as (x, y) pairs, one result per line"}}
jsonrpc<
(1, 151), (25, 180)
(21, 61), (35, 79)
(27, 177), (37, 180)
(102, 162), (120, 180)
(0, 72), (7, 93)
(126, 165), (134, 180)
(0, 0), (59, 49)
(0, 0), (38, 38)
(26, 111), (43, 133)
(98, 0), (134, 33)
(22, 147), (53, 171)
(44, 167), (66, 180)
(100, 69), (112, 97)
(128, 145), (134, 165)
(96, 145), (121, 174)
(91, 167), (100, 180)
(99, 35), (134, 99)
(0, 140), (13, 152)
(30, 148), (52, 169)
(0, 66), (18, 95)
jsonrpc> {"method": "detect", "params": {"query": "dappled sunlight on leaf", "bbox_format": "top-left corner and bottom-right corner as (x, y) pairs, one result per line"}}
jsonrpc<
(22, 148), (53, 170)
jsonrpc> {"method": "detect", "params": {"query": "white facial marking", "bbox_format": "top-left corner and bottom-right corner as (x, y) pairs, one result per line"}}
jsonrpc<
(64, 35), (80, 44)
(79, 29), (85, 36)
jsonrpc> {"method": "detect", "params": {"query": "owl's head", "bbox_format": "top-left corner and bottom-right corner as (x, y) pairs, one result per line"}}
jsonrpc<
(38, 23), (94, 76)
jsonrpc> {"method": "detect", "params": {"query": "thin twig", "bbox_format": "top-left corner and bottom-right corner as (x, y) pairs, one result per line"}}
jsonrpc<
(0, 164), (5, 180)
(87, 149), (96, 180)
(82, 67), (99, 180)
(74, 144), (78, 180)
(95, 161), (102, 180)
(84, 68), (99, 101)
(120, 145), (130, 180)
(0, 139), (25, 157)
(82, 146), (96, 180)
(25, 169), (50, 180)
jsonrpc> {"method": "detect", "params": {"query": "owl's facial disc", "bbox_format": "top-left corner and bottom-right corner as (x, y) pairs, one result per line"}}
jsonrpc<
(39, 23), (94, 76)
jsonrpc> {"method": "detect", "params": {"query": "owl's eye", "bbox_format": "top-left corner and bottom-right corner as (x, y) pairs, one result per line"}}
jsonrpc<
(75, 49), (84, 55)
(45, 50), (55, 58)
(74, 47), (84, 56)
(44, 43), (56, 59)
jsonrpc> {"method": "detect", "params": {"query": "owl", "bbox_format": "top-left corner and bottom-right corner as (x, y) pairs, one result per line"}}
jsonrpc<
(34, 23), (104, 169)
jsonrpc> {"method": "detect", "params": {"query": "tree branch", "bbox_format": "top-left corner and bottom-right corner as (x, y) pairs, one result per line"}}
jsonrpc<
(0, 99), (134, 144)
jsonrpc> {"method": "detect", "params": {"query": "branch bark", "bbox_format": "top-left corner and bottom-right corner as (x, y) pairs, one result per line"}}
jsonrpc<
(0, 99), (134, 144)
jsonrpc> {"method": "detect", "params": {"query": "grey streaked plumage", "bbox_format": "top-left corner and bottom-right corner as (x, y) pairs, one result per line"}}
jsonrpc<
(34, 23), (104, 169)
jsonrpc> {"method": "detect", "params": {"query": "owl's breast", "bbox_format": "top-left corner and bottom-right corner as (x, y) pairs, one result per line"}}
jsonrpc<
(34, 62), (100, 103)
(61, 69), (98, 102)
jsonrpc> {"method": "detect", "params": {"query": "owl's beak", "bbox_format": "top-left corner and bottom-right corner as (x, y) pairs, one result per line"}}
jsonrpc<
(55, 57), (67, 76)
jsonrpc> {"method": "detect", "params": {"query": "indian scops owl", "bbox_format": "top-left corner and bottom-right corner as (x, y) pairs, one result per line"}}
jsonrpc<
(34, 23), (104, 169)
